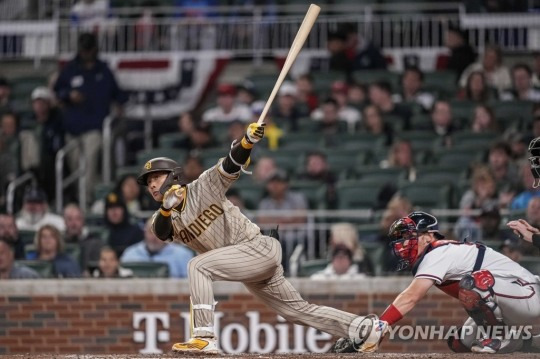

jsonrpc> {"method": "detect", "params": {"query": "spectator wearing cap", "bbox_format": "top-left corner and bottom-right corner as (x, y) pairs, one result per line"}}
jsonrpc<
(311, 82), (361, 133)
(271, 81), (303, 131)
(53, 33), (127, 202)
(16, 187), (65, 232)
(0, 77), (12, 114)
(459, 45), (511, 92)
(104, 192), (143, 257)
(369, 81), (412, 130)
(392, 67), (435, 112)
(0, 111), (18, 199)
(29, 224), (81, 278)
(295, 74), (318, 112)
(445, 26), (476, 77)
(0, 214), (25, 260)
(0, 238), (40, 279)
(121, 218), (193, 278)
(202, 83), (252, 123)
(327, 31), (353, 75)
(499, 239), (523, 263)
(19, 87), (65, 201)
(500, 63), (540, 102)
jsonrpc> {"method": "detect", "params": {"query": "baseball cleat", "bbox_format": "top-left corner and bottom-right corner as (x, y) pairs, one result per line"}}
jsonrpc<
(172, 337), (219, 354)
(471, 338), (502, 353)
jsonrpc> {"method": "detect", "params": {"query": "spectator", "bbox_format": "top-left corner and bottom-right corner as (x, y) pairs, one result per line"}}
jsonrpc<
(63, 203), (103, 273)
(327, 31), (353, 75)
(353, 33), (387, 70)
(54, 33), (127, 201)
(70, 0), (108, 30)
(500, 63), (540, 101)
(392, 66), (435, 112)
(226, 120), (245, 145)
(175, 121), (215, 152)
(202, 83), (251, 123)
(19, 87), (65, 201)
(297, 151), (337, 208)
(499, 238), (523, 263)
(0, 77), (12, 114)
(533, 52), (540, 86)
(311, 98), (346, 138)
(295, 74), (318, 112)
(251, 100), (283, 150)
(121, 218), (193, 278)
(386, 195), (413, 218)
(457, 70), (494, 103)
(504, 130), (528, 162)
(459, 45), (512, 92)
(0, 214), (24, 259)
(92, 246), (133, 278)
(429, 100), (458, 146)
(16, 187), (65, 232)
(460, 166), (498, 210)
(369, 81), (411, 130)
(104, 192), (143, 257)
(91, 173), (153, 215)
(328, 222), (372, 271)
(32, 224), (81, 278)
(0, 112), (19, 197)
(329, 81), (361, 132)
(236, 80), (257, 106)
(362, 105), (393, 145)
(347, 82), (368, 110)
(253, 156), (277, 185)
(380, 140), (416, 182)
(0, 238), (39, 279)
(271, 81), (303, 131)
(511, 162), (540, 210)
(363, 208), (401, 274)
(471, 104), (499, 133)
(311, 244), (367, 280)
(445, 26), (476, 78)
(183, 155), (204, 183)
(488, 141), (519, 189)
(225, 188), (246, 211)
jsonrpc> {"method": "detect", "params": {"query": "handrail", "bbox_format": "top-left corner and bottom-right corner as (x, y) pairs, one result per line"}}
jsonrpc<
(6, 172), (35, 215)
(55, 138), (87, 213)
(102, 115), (114, 185)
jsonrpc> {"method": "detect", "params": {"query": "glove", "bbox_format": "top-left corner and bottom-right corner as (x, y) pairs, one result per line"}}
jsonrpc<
(245, 122), (265, 144)
(162, 184), (184, 210)
(358, 317), (389, 353)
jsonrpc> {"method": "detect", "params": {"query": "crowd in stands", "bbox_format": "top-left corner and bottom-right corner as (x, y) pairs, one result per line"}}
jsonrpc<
(2, 14), (540, 279)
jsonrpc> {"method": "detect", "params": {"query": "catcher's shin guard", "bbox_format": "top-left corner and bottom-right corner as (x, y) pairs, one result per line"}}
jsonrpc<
(447, 327), (472, 353)
(458, 270), (503, 327)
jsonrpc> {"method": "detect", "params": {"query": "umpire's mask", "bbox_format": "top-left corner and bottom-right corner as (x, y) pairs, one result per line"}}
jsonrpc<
(529, 137), (540, 188)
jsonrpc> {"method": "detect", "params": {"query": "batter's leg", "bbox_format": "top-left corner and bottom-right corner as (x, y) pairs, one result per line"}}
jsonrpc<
(244, 264), (365, 339)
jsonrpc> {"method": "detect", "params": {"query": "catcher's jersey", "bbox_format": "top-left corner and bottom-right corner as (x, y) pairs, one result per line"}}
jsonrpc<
(152, 160), (261, 254)
(415, 243), (539, 286)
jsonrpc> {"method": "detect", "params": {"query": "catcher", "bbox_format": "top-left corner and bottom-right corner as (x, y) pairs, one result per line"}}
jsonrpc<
(334, 211), (540, 354)
(137, 122), (382, 354)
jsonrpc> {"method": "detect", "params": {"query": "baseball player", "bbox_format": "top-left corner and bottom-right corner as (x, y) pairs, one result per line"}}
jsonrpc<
(355, 211), (540, 354)
(507, 135), (540, 249)
(137, 122), (381, 354)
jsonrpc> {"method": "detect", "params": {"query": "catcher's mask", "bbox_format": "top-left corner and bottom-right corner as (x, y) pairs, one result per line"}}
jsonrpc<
(529, 137), (540, 188)
(388, 211), (444, 271)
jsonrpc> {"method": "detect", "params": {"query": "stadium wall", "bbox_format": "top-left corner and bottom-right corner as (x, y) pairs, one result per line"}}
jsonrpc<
(0, 277), (476, 355)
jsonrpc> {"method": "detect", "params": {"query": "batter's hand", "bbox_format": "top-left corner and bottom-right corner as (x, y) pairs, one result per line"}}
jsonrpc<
(245, 122), (265, 144)
(507, 219), (540, 243)
(162, 184), (184, 210)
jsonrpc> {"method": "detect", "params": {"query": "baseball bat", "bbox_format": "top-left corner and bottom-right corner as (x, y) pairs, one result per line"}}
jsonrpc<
(257, 4), (321, 125)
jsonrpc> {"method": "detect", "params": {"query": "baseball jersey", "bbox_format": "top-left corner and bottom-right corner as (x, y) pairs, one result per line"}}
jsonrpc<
(152, 160), (261, 254)
(414, 242), (539, 298)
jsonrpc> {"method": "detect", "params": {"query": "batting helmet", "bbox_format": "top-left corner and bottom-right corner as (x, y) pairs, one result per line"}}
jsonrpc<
(388, 211), (444, 271)
(528, 137), (540, 188)
(137, 157), (179, 186)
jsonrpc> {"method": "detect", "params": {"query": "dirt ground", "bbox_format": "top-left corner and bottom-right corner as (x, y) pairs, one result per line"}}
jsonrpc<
(5, 354), (540, 359)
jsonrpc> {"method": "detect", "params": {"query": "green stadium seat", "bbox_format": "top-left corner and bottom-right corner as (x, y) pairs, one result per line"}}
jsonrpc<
(433, 147), (486, 168)
(352, 70), (400, 90)
(115, 166), (140, 180)
(120, 261), (169, 278)
(263, 152), (302, 173)
(279, 132), (323, 151)
(423, 71), (457, 98)
(11, 75), (48, 99)
(353, 167), (404, 184)
(311, 71), (347, 94)
(337, 133), (385, 151)
(158, 133), (188, 148)
(325, 148), (362, 173)
(520, 256), (540, 275)
(136, 148), (187, 165)
(299, 258), (328, 277)
(19, 230), (36, 245)
(289, 180), (326, 209)
(413, 165), (465, 184)
(336, 180), (383, 209)
(398, 182), (452, 209)
(491, 100), (534, 124)
(93, 183), (113, 202)
(65, 243), (81, 264)
(410, 113), (431, 130)
(296, 117), (320, 132)
(16, 260), (52, 278)
(451, 131), (498, 148)
(199, 147), (229, 168)
(449, 100), (476, 122)
(232, 183), (265, 210)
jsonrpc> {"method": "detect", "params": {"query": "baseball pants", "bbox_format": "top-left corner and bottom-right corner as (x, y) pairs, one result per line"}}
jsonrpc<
(188, 235), (362, 339)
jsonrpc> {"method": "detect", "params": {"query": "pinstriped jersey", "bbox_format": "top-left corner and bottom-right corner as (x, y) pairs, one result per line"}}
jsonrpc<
(152, 159), (261, 254)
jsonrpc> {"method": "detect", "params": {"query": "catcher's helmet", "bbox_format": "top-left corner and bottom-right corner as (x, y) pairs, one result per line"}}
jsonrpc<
(137, 157), (179, 186)
(388, 211), (444, 271)
(528, 137), (540, 188)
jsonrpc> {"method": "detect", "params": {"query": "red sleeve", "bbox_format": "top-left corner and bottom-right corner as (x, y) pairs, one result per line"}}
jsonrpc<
(380, 304), (403, 325)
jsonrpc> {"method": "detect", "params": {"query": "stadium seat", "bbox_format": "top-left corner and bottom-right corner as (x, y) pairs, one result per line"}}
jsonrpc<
(491, 100), (534, 124)
(325, 148), (362, 173)
(336, 133), (385, 151)
(352, 166), (404, 184)
(296, 117), (320, 132)
(232, 183), (265, 210)
(158, 133), (188, 148)
(93, 183), (113, 202)
(398, 182), (452, 209)
(449, 100), (476, 122)
(423, 71), (457, 98)
(199, 147), (229, 168)
(279, 132), (323, 151)
(289, 180), (326, 209)
(115, 166), (140, 180)
(432, 147), (486, 168)
(410, 113), (431, 130)
(336, 180), (384, 209)
(136, 148), (187, 166)
(298, 258), (328, 277)
(65, 243), (81, 264)
(352, 70), (400, 90)
(11, 75), (48, 99)
(16, 260), (53, 278)
(19, 230), (36, 245)
(520, 256), (540, 275)
(311, 71), (347, 94)
(121, 262), (170, 278)
(451, 131), (498, 148)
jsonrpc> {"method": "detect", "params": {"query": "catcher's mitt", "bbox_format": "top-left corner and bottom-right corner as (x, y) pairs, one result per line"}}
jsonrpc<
(327, 338), (356, 353)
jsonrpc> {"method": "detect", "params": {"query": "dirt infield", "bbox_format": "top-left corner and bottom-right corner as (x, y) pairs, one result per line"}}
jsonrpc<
(5, 353), (540, 359)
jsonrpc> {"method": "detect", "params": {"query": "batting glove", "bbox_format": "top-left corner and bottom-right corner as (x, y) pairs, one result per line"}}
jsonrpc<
(162, 184), (184, 210)
(245, 123), (266, 144)
(357, 316), (389, 353)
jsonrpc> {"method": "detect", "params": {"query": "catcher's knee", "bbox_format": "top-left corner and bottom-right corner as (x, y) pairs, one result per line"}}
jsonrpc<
(458, 270), (501, 326)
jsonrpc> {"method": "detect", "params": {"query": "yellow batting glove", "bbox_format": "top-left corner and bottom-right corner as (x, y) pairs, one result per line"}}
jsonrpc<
(245, 122), (266, 144)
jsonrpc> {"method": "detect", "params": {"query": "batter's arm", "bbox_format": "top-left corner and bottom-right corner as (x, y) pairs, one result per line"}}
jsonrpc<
(380, 278), (434, 325)
(221, 137), (253, 175)
(152, 209), (174, 241)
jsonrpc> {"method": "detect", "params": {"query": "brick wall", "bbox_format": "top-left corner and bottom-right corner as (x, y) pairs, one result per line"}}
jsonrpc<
(0, 278), (535, 355)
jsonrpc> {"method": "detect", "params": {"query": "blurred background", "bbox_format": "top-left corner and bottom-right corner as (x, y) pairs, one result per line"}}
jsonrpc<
(1, 0), (540, 281)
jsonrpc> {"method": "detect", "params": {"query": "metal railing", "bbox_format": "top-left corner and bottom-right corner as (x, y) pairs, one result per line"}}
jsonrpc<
(102, 115), (115, 186)
(6, 172), (35, 215)
(55, 138), (87, 213)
